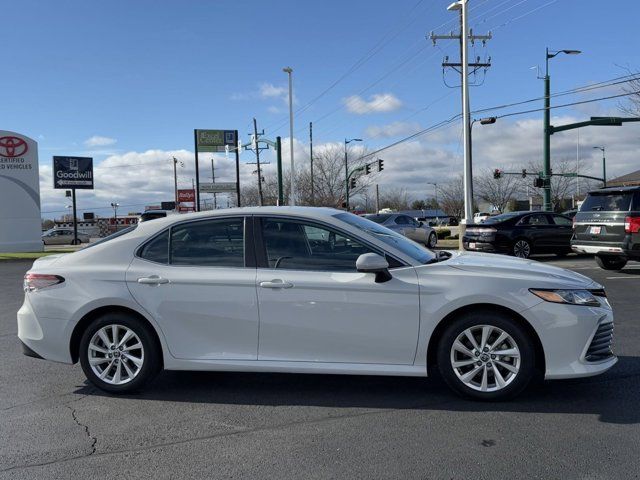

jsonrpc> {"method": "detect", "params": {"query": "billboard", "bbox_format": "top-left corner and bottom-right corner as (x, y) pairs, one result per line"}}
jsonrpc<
(0, 131), (42, 252)
(195, 130), (236, 152)
(53, 156), (94, 189)
(177, 189), (195, 202)
(199, 182), (237, 193)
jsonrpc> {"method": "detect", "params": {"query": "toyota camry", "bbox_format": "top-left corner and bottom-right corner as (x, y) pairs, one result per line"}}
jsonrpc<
(18, 207), (616, 400)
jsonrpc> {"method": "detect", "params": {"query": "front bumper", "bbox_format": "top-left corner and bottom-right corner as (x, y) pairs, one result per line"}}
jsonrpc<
(523, 300), (617, 379)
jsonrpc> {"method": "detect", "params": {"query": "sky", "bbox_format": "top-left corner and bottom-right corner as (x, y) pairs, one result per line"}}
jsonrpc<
(3, 0), (640, 217)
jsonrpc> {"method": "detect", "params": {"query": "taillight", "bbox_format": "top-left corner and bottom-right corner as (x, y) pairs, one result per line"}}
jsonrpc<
(23, 273), (65, 292)
(625, 216), (640, 234)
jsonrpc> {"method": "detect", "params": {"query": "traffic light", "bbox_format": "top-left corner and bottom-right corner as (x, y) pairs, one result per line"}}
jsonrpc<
(350, 178), (357, 189)
(493, 169), (502, 179)
(378, 159), (384, 172)
(365, 163), (372, 175)
(522, 169), (527, 178)
(533, 178), (544, 188)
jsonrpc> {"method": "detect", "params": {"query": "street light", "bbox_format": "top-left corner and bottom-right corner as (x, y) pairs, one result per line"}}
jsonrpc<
(344, 138), (363, 211)
(593, 146), (606, 187)
(282, 66), (295, 205)
(543, 47), (581, 211)
(110, 202), (119, 232)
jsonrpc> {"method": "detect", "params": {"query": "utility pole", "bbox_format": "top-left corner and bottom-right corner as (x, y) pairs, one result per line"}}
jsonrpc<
(276, 136), (284, 205)
(430, 0), (491, 248)
(253, 118), (264, 206)
(309, 121), (314, 205)
(210, 157), (217, 209)
(173, 157), (179, 210)
(283, 66), (296, 205)
(375, 184), (380, 213)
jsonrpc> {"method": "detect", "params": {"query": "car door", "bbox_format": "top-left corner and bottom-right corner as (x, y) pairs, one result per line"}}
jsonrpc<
(125, 216), (259, 360)
(517, 213), (553, 251)
(549, 214), (573, 249)
(254, 216), (420, 365)
(394, 215), (419, 241)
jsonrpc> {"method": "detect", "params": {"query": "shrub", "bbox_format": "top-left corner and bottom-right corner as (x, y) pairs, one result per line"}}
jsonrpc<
(435, 228), (451, 239)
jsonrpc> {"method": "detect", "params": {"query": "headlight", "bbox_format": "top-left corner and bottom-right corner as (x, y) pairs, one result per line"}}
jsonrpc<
(529, 288), (602, 307)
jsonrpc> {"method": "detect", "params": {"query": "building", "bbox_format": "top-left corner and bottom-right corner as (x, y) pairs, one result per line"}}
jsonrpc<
(607, 169), (640, 187)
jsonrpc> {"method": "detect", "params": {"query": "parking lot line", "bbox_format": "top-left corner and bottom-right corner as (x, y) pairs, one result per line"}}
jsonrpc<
(605, 276), (640, 280)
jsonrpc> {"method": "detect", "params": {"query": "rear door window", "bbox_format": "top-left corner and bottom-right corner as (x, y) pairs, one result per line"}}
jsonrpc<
(170, 218), (244, 267)
(581, 193), (633, 212)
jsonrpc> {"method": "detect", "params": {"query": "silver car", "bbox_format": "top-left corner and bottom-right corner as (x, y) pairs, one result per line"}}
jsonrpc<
(363, 213), (438, 248)
(42, 229), (90, 245)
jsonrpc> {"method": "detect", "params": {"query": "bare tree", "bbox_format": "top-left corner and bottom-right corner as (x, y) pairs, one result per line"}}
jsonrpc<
(438, 175), (465, 219)
(378, 187), (410, 211)
(475, 167), (521, 213)
(619, 67), (640, 117)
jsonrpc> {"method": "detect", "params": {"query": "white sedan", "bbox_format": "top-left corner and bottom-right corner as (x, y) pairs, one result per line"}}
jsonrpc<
(18, 207), (616, 400)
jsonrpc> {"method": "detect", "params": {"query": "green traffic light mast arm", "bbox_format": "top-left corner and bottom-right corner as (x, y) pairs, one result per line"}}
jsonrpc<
(550, 117), (640, 134)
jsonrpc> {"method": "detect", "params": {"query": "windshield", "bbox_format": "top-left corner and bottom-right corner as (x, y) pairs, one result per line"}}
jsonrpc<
(483, 212), (522, 223)
(82, 225), (137, 250)
(580, 192), (634, 212)
(335, 213), (436, 264)
(362, 214), (392, 224)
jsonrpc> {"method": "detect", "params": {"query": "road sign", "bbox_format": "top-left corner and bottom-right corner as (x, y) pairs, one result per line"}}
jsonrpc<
(53, 156), (94, 189)
(196, 130), (236, 152)
(177, 189), (195, 203)
(199, 182), (237, 193)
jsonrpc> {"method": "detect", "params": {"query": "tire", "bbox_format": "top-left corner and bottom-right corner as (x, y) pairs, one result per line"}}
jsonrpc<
(512, 238), (532, 259)
(79, 312), (161, 394)
(436, 311), (535, 401)
(428, 232), (437, 248)
(595, 255), (627, 271)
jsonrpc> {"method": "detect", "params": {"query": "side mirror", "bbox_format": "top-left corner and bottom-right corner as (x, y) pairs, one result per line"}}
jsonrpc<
(356, 253), (392, 283)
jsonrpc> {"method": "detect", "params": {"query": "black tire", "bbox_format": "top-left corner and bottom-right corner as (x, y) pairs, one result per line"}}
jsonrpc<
(79, 312), (161, 394)
(512, 238), (532, 259)
(436, 311), (536, 401)
(428, 232), (437, 248)
(595, 255), (627, 271)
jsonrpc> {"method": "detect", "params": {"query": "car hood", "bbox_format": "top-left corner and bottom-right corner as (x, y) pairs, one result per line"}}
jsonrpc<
(442, 251), (599, 289)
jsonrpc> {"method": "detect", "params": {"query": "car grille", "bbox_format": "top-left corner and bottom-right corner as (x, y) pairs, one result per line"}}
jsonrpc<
(585, 322), (614, 362)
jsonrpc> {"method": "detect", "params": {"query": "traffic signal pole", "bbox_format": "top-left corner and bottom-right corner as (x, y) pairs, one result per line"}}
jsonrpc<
(543, 50), (552, 211)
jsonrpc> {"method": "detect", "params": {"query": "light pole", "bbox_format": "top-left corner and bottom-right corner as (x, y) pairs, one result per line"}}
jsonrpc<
(110, 202), (119, 232)
(427, 182), (438, 208)
(344, 138), (362, 211)
(543, 48), (581, 211)
(283, 67), (295, 205)
(172, 157), (183, 211)
(593, 146), (606, 187)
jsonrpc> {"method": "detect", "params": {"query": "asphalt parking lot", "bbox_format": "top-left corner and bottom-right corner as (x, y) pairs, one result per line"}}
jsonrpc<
(1, 256), (639, 479)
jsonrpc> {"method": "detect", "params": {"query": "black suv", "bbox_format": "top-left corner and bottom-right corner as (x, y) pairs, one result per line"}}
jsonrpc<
(571, 186), (640, 270)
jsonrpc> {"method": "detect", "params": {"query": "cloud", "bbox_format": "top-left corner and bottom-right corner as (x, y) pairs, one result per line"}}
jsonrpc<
(365, 121), (422, 138)
(259, 83), (287, 99)
(343, 93), (403, 114)
(84, 135), (117, 147)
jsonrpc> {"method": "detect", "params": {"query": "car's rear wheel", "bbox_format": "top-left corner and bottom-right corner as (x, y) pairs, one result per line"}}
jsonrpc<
(79, 312), (160, 393)
(428, 232), (437, 248)
(595, 255), (627, 271)
(512, 238), (531, 259)
(436, 311), (535, 401)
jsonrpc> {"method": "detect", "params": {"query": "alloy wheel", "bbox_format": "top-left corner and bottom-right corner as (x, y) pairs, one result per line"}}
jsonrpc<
(449, 324), (521, 392)
(88, 324), (145, 385)
(513, 240), (530, 258)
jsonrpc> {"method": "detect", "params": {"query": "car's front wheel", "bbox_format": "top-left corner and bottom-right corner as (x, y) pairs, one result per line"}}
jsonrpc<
(436, 311), (535, 400)
(595, 255), (627, 271)
(428, 232), (437, 248)
(79, 312), (161, 393)
(512, 238), (531, 258)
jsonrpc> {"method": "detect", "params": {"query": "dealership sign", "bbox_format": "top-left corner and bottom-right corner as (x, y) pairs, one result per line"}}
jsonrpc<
(177, 189), (195, 202)
(0, 130), (43, 252)
(53, 156), (94, 189)
(199, 182), (237, 193)
(195, 130), (236, 152)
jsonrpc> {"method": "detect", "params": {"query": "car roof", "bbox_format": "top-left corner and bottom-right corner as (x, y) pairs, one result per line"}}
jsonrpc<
(587, 186), (640, 194)
(139, 206), (343, 229)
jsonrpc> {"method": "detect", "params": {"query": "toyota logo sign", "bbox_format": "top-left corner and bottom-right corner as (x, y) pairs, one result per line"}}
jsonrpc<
(0, 136), (28, 158)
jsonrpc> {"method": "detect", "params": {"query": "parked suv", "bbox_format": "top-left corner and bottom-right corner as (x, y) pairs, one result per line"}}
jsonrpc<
(571, 186), (640, 270)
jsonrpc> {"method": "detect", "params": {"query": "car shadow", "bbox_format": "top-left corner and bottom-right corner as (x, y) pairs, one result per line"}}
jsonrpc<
(74, 356), (640, 425)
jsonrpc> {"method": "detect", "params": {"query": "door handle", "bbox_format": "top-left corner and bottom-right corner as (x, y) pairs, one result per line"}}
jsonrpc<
(137, 275), (169, 285)
(260, 279), (293, 289)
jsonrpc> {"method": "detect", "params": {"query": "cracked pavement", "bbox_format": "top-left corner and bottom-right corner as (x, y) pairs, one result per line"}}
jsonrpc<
(1, 258), (640, 479)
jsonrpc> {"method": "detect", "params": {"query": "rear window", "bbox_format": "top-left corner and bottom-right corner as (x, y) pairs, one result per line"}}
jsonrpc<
(363, 214), (392, 224)
(580, 192), (634, 212)
(483, 212), (522, 223)
(82, 225), (137, 250)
